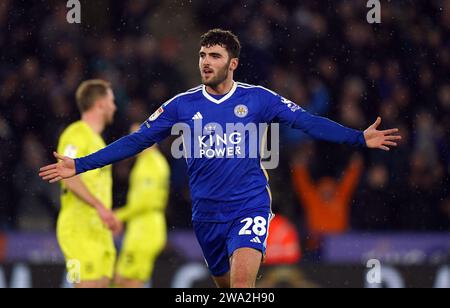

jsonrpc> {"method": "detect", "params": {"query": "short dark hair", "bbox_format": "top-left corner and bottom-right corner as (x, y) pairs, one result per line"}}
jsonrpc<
(75, 79), (111, 113)
(200, 29), (241, 59)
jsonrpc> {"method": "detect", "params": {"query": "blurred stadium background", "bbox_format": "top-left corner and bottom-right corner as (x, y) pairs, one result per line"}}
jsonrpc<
(0, 0), (449, 288)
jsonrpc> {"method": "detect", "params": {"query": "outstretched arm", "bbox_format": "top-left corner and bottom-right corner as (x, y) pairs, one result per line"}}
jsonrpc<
(40, 98), (179, 183)
(262, 91), (401, 149)
(291, 112), (401, 149)
(337, 155), (364, 202)
(39, 128), (155, 183)
(292, 161), (318, 209)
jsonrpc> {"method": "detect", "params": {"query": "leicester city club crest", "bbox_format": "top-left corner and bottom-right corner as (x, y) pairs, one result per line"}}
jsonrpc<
(234, 104), (248, 118)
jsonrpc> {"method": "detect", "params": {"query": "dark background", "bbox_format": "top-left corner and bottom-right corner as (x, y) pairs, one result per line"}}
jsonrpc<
(0, 0), (449, 261)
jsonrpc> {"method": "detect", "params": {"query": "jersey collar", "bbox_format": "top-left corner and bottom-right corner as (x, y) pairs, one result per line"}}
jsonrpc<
(202, 81), (237, 104)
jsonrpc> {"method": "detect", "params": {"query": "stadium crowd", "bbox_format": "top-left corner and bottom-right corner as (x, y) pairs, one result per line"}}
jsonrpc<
(1, 0), (449, 245)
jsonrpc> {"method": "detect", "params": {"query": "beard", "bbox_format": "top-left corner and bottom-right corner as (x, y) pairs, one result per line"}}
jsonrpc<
(201, 62), (230, 88)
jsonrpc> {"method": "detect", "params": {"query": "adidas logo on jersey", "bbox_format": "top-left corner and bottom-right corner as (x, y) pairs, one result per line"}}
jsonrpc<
(192, 112), (203, 120)
(250, 237), (261, 244)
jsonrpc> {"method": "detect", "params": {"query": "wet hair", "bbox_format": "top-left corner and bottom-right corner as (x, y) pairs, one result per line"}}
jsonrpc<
(200, 29), (241, 59)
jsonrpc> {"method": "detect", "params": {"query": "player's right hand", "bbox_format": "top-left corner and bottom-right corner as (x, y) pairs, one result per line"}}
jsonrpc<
(96, 205), (121, 233)
(39, 152), (76, 183)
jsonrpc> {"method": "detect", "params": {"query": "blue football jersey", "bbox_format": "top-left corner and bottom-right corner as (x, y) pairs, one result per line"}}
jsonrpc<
(75, 81), (366, 222)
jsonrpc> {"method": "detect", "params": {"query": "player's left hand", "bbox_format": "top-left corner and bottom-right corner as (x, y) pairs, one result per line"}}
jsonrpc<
(112, 219), (124, 237)
(364, 117), (402, 151)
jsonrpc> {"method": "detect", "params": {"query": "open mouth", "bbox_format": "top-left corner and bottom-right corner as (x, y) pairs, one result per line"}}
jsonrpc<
(203, 68), (213, 75)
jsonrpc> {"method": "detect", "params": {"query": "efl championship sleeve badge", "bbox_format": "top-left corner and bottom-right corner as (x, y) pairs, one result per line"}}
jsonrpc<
(149, 106), (165, 122)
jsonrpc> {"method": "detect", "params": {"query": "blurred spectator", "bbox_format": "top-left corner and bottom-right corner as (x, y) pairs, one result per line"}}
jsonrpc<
(0, 115), (15, 229)
(398, 152), (445, 230)
(291, 154), (363, 253)
(12, 134), (59, 231)
(265, 214), (302, 265)
(439, 198), (450, 230)
(292, 155), (363, 234)
(352, 163), (395, 230)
